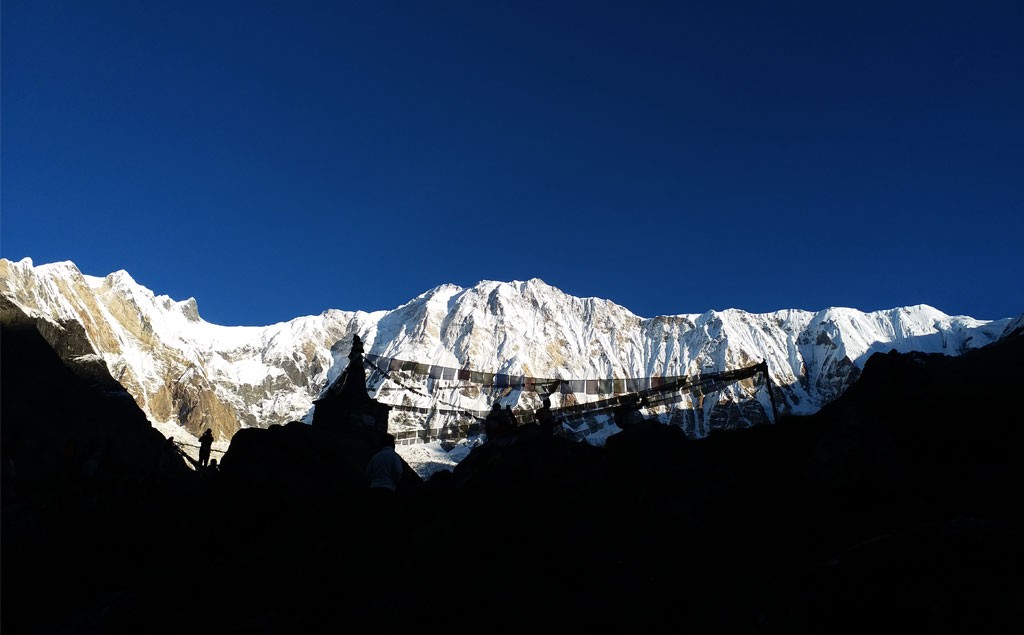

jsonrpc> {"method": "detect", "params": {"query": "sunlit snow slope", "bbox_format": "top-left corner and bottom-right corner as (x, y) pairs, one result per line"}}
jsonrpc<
(1, 258), (1012, 443)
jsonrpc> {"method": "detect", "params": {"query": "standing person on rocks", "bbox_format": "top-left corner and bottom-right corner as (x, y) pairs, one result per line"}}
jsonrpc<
(198, 428), (214, 469)
(484, 403), (506, 441)
(613, 395), (645, 430)
(503, 405), (518, 431)
(536, 397), (558, 435)
(365, 434), (404, 497)
(364, 434), (407, 545)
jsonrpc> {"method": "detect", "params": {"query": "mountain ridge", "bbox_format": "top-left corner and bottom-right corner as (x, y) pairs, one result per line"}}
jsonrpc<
(1, 257), (1013, 446)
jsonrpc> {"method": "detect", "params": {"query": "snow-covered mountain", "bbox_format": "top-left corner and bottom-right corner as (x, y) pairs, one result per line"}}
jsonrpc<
(1, 257), (1013, 444)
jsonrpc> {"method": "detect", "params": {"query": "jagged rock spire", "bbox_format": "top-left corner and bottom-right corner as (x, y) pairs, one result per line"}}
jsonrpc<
(312, 334), (390, 435)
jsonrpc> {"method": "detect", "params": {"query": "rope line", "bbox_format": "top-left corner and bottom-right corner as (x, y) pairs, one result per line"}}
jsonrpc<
(173, 440), (227, 455)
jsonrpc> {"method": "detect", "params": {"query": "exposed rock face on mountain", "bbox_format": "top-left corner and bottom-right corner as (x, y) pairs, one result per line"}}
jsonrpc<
(1, 257), (1013, 444)
(0, 259), (366, 441)
(0, 300), (199, 509)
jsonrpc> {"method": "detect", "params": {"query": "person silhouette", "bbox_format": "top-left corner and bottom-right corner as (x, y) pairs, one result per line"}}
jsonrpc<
(536, 397), (558, 434)
(484, 403), (506, 441)
(365, 435), (403, 496)
(198, 429), (214, 469)
(503, 405), (518, 431)
(362, 434), (406, 547)
(613, 395), (644, 429)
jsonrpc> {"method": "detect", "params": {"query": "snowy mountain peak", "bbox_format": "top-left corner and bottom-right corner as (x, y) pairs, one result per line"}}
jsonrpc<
(35, 259), (80, 276)
(103, 269), (138, 287)
(0, 258), (1014, 445)
(175, 297), (201, 322)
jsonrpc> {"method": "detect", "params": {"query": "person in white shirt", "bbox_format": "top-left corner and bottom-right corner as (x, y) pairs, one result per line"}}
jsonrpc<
(365, 434), (404, 494)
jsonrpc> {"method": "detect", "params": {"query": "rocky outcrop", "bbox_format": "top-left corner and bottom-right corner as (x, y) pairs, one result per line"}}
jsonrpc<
(0, 302), (198, 506)
(2, 321), (1020, 633)
(0, 259), (357, 441)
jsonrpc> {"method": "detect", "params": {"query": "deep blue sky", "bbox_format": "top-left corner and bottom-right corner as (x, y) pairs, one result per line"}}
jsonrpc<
(3, 1), (1022, 325)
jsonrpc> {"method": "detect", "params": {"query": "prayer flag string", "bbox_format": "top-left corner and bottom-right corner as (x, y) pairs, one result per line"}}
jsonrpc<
(363, 353), (764, 397)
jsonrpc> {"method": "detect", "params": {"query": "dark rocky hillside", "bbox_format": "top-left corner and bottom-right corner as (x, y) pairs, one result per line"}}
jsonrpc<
(2, 307), (1022, 634)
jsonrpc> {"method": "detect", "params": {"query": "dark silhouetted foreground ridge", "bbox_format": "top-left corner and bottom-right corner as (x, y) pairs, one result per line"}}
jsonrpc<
(2, 300), (1022, 633)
